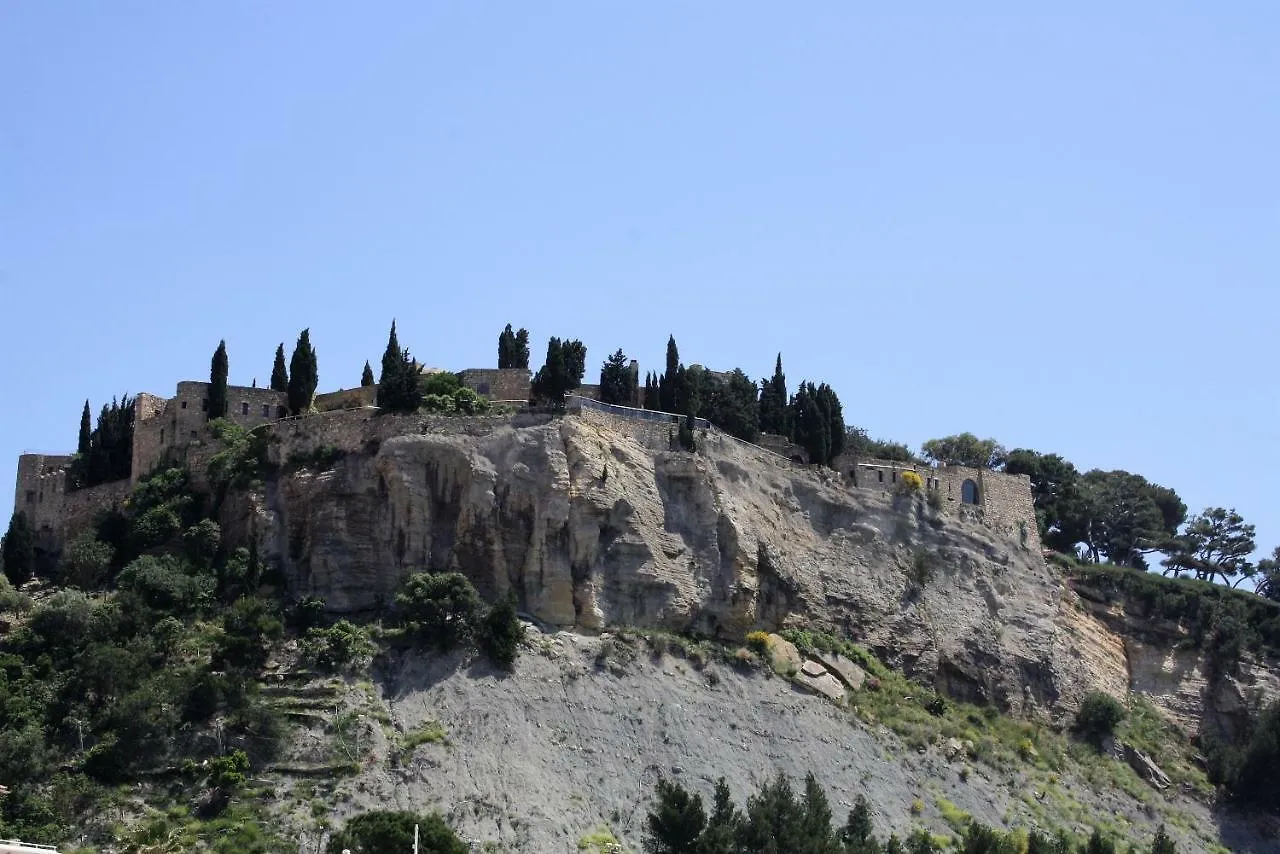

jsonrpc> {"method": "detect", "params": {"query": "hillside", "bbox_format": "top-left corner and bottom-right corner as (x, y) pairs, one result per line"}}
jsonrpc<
(2, 406), (1278, 852)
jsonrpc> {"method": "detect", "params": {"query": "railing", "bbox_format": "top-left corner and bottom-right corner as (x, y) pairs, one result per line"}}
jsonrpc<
(0, 840), (62, 853)
(566, 395), (710, 430)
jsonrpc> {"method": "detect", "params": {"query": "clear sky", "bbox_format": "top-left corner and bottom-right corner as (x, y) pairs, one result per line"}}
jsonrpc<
(2, 6), (1276, 560)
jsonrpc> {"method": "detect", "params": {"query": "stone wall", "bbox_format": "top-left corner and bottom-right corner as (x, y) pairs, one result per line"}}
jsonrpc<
(314, 386), (377, 412)
(458, 368), (531, 402)
(13, 454), (129, 552)
(567, 397), (711, 452)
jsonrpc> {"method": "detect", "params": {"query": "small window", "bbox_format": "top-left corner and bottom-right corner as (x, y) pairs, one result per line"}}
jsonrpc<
(38, 492), (43, 504)
(180, 400), (188, 410)
(277, 405), (287, 418)
(262, 404), (271, 417)
(190, 430), (198, 439)
(160, 429), (165, 443)
(892, 471), (897, 483)
(477, 382), (491, 395)
(25, 490), (35, 504)
(201, 398), (208, 412)
(877, 470), (884, 483)
(241, 402), (250, 416)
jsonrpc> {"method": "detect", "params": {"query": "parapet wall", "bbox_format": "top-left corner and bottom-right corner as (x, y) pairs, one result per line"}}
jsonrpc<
(13, 454), (129, 551)
(568, 396), (709, 452)
(457, 368), (532, 403)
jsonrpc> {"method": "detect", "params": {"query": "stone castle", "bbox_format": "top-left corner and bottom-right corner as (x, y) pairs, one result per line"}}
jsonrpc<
(13, 363), (1040, 557)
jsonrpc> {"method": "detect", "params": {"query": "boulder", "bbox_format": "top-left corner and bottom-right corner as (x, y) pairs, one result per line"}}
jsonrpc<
(819, 652), (867, 691)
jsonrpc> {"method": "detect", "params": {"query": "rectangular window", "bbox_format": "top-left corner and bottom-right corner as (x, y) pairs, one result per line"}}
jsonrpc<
(877, 470), (884, 483)
(277, 405), (287, 418)
(160, 429), (165, 443)
(180, 400), (188, 410)
(201, 398), (208, 412)
(25, 490), (35, 504)
(892, 471), (897, 483)
(477, 382), (491, 395)
(241, 402), (250, 416)
(190, 430), (198, 439)
(262, 404), (271, 417)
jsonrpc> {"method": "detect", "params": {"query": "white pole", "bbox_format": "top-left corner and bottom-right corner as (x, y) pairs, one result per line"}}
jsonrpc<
(413, 823), (419, 854)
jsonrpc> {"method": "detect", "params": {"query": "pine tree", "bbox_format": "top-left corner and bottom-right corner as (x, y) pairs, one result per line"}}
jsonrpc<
(77, 400), (92, 455)
(599, 349), (637, 406)
(1150, 826), (1177, 854)
(361, 361), (375, 387)
(376, 321), (423, 414)
(644, 778), (706, 854)
(270, 343), (289, 392)
(208, 339), (229, 419)
(842, 794), (876, 853)
(2, 512), (36, 587)
(287, 329), (318, 415)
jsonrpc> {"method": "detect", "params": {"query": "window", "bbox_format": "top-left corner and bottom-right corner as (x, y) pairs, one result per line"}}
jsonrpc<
(891, 471), (897, 483)
(277, 406), (287, 418)
(477, 382), (491, 395)
(877, 470), (884, 483)
(180, 400), (188, 410)
(160, 429), (165, 443)
(961, 479), (980, 505)
(241, 402), (250, 416)
(38, 492), (43, 504)
(201, 398), (208, 412)
(262, 404), (271, 417)
(190, 430), (198, 439)
(26, 490), (35, 504)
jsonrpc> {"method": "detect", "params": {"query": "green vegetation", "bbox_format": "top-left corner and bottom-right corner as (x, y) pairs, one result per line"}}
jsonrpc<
(68, 394), (136, 489)
(394, 571), (525, 668)
(360, 359), (375, 386)
(271, 342), (289, 392)
(376, 320), (425, 414)
(208, 338), (229, 419)
(531, 336), (587, 406)
(2, 510), (35, 586)
(288, 327), (318, 415)
(325, 809), (467, 854)
(1073, 692), (1126, 749)
(497, 322), (531, 370)
(921, 433), (1006, 470)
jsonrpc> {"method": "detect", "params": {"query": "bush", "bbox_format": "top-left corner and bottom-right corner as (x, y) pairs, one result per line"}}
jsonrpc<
(60, 532), (114, 590)
(116, 555), (214, 614)
(1074, 691), (1126, 747)
(301, 620), (375, 673)
(326, 810), (466, 854)
(395, 572), (483, 651)
(899, 470), (924, 492)
(451, 387), (490, 415)
(420, 371), (463, 398)
(745, 631), (772, 657)
(477, 594), (524, 669)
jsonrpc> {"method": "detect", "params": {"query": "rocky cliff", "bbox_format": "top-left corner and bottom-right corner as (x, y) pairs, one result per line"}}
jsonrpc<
(218, 410), (1276, 737)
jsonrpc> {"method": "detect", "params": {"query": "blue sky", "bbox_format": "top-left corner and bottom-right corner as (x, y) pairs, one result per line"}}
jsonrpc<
(2, 5), (1277, 559)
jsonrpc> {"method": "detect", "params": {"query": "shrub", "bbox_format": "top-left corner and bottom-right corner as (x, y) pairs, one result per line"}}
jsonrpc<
(925, 488), (944, 512)
(60, 532), (114, 590)
(477, 594), (525, 669)
(395, 572), (482, 651)
(745, 631), (771, 657)
(116, 555), (214, 614)
(899, 470), (924, 492)
(420, 371), (464, 398)
(1073, 691), (1126, 748)
(452, 387), (490, 415)
(302, 620), (376, 673)
(421, 393), (456, 414)
(908, 549), (938, 589)
(326, 810), (466, 854)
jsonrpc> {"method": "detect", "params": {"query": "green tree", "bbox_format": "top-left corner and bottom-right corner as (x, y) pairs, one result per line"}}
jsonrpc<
(214, 596), (283, 671)
(1161, 507), (1256, 587)
(287, 329), (318, 415)
(72, 395), (136, 488)
(736, 773), (805, 854)
(600, 349), (638, 406)
(326, 810), (467, 854)
(78, 399), (92, 454)
(815, 383), (845, 462)
(1074, 691), (1126, 749)
(1149, 826), (1177, 854)
(376, 321), (424, 413)
(921, 433), (1005, 469)
(498, 323), (515, 368)
(60, 531), (114, 590)
(1256, 547), (1280, 602)
(1078, 471), (1185, 567)
(841, 794), (877, 854)
(477, 592), (525, 669)
(2, 512), (36, 587)
(758, 354), (789, 436)
(512, 327), (530, 369)
(396, 572), (483, 650)
(790, 383), (829, 467)
(846, 427), (914, 463)
(645, 778), (706, 854)
(208, 339), (229, 419)
(530, 337), (586, 406)
(1083, 829), (1115, 854)
(270, 343), (289, 392)
(659, 335), (682, 412)
(700, 778), (741, 854)
(361, 360), (375, 387)
(709, 369), (760, 442)
(1228, 699), (1280, 809)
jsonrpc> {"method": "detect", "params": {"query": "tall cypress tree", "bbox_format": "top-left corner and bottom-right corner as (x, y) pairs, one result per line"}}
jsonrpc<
(498, 324), (515, 369)
(287, 329), (318, 415)
(208, 340), (229, 419)
(77, 400), (92, 455)
(2, 511), (36, 587)
(759, 354), (789, 436)
(376, 321), (423, 413)
(270, 344), (289, 392)
(513, 327), (531, 370)
(659, 335), (681, 412)
(361, 361), (375, 387)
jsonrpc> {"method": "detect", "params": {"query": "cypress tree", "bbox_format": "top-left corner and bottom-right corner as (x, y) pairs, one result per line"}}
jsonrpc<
(376, 321), (423, 413)
(513, 327), (531, 370)
(659, 335), (681, 412)
(287, 329), (318, 415)
(816, 382), (845, 462)
(270, 344), (289, 392)
(759, 354), (788, 436)
(77, 400), (92, 455)
(498, 324), (515, 369)
(208, 339), (229, 419)
(361, 361), (375, 387)
(2, 512), (36, 587)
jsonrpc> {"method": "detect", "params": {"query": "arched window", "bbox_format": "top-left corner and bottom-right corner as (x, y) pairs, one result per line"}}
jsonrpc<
(961, 479), (980, 505)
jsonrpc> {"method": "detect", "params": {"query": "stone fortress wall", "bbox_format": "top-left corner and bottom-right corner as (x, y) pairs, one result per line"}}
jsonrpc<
(12, 362), (1039, 557)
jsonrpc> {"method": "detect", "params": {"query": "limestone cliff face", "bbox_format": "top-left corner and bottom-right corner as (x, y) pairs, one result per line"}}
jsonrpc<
(222, 413), (1115, 722)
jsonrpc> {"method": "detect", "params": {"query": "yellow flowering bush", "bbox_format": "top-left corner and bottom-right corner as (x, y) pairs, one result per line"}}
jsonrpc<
(899, 470), (924, 491)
